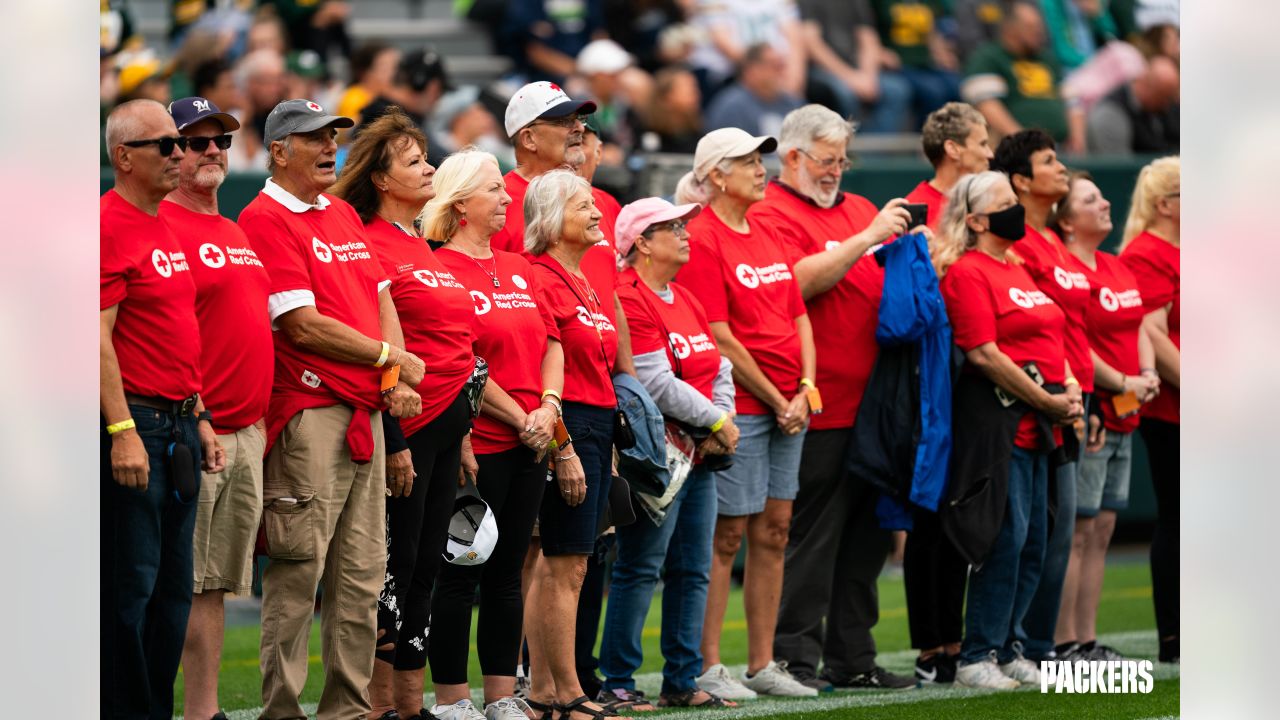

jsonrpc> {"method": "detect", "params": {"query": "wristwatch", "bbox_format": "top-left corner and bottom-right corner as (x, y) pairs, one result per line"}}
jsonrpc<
(197, 410), (213, 425)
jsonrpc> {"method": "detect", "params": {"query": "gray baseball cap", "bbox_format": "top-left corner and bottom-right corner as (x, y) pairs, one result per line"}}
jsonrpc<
(263, 99), (354, 144)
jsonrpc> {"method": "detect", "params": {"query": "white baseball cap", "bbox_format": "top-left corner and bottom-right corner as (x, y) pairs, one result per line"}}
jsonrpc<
(504, 80), (598, 138)
(443, 491), (498, 566)
(577, 39), (633, 75)
(692, 128), (777, 182)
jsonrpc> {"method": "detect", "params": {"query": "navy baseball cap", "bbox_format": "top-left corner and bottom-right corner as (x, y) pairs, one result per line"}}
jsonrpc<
(169, 96), (241, 133)
(264, 98), (355, 144)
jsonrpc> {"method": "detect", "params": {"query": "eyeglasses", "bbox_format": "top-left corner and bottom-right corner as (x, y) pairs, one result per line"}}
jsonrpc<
(123, 136), (188, 156)
(644, 220), (687, 236)
(531, 114), (586, 130)
(798, 148), (851, 172)
(186, 134), (233, 152)
(1164, 192), (1180, 199)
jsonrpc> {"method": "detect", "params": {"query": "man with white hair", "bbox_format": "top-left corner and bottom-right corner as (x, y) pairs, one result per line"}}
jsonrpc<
(748, 103), (917, 691)
(228, 49), (287, 171)
(159, 96), (273, 720)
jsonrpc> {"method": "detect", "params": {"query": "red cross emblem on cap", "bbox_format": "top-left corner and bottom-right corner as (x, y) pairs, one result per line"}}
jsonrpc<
(548, 83), (561, 91)
(306, 101), (322, 112)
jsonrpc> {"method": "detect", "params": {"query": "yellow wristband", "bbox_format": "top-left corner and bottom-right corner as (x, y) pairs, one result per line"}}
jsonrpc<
(541, 388), (562, 402)
(710, 412), (728, 433)
(1064, 377), (1080, 388)
(374, 341), (391, 368)
(107, 418), (136, 435)
(799, 377), (816, 390)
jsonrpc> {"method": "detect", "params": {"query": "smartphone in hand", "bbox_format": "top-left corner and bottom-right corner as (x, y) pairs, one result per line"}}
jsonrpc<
(904, 203), (929, 230)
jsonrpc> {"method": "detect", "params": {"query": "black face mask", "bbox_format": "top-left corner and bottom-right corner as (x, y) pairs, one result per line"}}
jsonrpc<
(986, 203), (1026, 241)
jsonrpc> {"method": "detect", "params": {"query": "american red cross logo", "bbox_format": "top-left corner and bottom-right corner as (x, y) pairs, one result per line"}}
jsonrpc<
(668, 332), (692, 360)
(199, 243), (226, 268)
(152, 248), (173, 278)
(312, 237), (333, 263)
(549, 83), (561, 92)
(306, 101), (323, 112)
(470, 290), (492, 315)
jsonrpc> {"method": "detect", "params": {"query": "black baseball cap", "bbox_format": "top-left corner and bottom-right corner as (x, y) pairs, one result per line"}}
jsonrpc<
(400, 48), (452, 93)
(169, 96), (240, 133)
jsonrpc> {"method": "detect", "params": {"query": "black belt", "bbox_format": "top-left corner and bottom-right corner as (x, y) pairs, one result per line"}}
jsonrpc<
(125, 393), (199, 417)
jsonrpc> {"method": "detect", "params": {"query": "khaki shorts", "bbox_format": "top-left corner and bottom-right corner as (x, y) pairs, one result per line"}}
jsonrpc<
(192, 424), (265, 595)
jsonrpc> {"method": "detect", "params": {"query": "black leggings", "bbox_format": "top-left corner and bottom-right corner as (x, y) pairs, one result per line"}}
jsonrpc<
(377, 392), (471, 670)
(904, 507), (969, 650)
(428, 445), (547, 683)
(1139, 418), (1179, 640)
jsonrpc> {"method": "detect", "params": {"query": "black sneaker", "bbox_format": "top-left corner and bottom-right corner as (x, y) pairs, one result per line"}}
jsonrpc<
(789, 668), (834, 693)
(1159, 636), (1179, 664)
(1083, 643), (1126, 662)
(826, 666), (918, 690)
(914, 653), (957, 684)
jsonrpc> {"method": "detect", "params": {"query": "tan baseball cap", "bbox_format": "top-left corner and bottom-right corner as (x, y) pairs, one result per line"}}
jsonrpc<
(693, 128), (777, 182)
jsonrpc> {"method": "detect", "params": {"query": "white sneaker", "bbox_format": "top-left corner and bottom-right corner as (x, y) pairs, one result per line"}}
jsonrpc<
(741, 660), (819, 697)
(431, 698), (487, 720)
(696, 663), (758, 700)
(955, 657), (1021, 690)
(485, 697), (535, 720)
(999, 655), (1042, 686)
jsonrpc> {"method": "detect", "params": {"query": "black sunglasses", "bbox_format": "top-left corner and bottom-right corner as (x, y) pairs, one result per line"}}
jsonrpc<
(186, 134), (233, 152)
(123, 136), (188, 156)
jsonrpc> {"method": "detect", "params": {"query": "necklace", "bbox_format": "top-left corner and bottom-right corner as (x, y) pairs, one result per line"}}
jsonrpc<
(450, 236), (500, 287)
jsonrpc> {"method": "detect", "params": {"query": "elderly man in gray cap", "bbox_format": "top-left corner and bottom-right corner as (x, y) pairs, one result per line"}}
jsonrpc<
(238, 98), (428, 720)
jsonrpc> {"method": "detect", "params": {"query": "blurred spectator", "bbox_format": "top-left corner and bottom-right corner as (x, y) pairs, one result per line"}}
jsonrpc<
(637, 66), (704, 153)
(336, 42), (401, 127)
(686, 0), (808, 102)
(285, 49), (337, 110)
(869, 0), (961, 128)
(117, 54), (172, 105)
(573, 39), (644, 156)
(1040, 0), (1119, 73)
(193, 58), (244, 117)
(798, 0), (911, 133)
(168, 30), (224, 101)
(704, 43), (804, 137)
(101, 0), (141, 58)
(1087, 54), (1178, 155)
(501, 0), (606, 84)
(245, 9), (290, 56)
(962, 0), (1083, 152)
(1134, 22), (1179, 62)
(353, 49), (451, 137)
(260, 0), (352, 66)
(1110, 0), (1179, 41)
(169, 0), (254, 57)
(429, 87), (514, 168)
(951, 0), (1004, 62)
(228, 49), (287, 172)
(603, 0), (690, 73)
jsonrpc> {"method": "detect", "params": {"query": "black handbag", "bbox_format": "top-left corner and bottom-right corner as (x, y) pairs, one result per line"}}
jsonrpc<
(613, 408), (637, 450)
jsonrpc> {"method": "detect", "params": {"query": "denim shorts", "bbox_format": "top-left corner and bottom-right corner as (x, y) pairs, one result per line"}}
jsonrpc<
(1076, 431), (1133, 517)
(714, 412), (805, 517)
(540, 402), (615, 556)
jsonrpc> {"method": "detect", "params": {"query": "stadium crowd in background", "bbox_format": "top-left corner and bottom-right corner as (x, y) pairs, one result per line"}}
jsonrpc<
(101, 2), (1181, 719)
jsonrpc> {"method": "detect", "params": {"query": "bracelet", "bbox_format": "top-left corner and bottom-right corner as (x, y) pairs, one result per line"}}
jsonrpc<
(197, 410), (213, 424)
(540, 398), (563, 416)
(1064, 377), (1080, 388)
(555, 451), (577, 462)
(374, 341), (391, 368)
(1140, 367), (1157, 375)
(709, 412), (728, 433)
(799, 377), (816, 390)
(107, 418), (136, 435)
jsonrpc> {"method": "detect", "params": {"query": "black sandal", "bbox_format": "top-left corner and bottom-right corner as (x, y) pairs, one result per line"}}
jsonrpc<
(596, 688), (655, 712)
(555, 695), (620, 720)
(657, 688), (737, 708)
(526, 698), (557, 720)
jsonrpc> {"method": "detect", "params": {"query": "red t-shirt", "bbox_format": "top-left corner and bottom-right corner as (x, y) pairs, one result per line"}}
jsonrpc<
(1079, 251), (1145, 433)
(533, 254), (619, 408)
(368, 218), (476, 435)
(750, 181), (883, 429)
(616, 268), (720, 401)
(1014, 225), (1094, 392)
(942, 250), (1067, 449)
(1121, 230), (1179, 424)
(676, 205), (807, 416)
(161, 201), (272, 433)
(435, 246), (559, 453)
(238, 184), (387, 453)
(906, 180), (948, 230)
(101, 190), (202, 400)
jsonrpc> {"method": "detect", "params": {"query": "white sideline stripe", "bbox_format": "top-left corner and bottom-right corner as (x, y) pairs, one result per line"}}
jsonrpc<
(203, 630), (1178, 720)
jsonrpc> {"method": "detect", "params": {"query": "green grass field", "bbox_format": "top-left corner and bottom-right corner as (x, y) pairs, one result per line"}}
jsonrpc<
(181, 552), (1177, 719)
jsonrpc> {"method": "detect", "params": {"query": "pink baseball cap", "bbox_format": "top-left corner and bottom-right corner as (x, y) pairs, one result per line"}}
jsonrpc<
(615, 197), (702, 261)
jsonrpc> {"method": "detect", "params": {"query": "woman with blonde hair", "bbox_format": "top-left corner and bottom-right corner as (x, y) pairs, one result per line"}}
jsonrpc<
(934, 170), (1081, 690)
(421, 148), (567, 720)
(1118, 155), (1180, 663)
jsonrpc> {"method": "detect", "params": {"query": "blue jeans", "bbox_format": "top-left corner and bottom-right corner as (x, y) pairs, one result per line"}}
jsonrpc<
(959, 447), (1049, 665)
(1022, 459), (1078, 659)
(101, 406), (202, 719)
(600, 466), (717, 694)
(890, 67), (961, 129)
(809, 65), (912, 134)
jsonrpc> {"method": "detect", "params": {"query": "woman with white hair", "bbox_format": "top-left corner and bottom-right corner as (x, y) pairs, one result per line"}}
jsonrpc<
(422, 149), (568, 720)
(1118, 156), (1180, 664)
(524, 169), (626, 720)
(933, 170), (1081, 690)
(675, 128), (818, 700)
